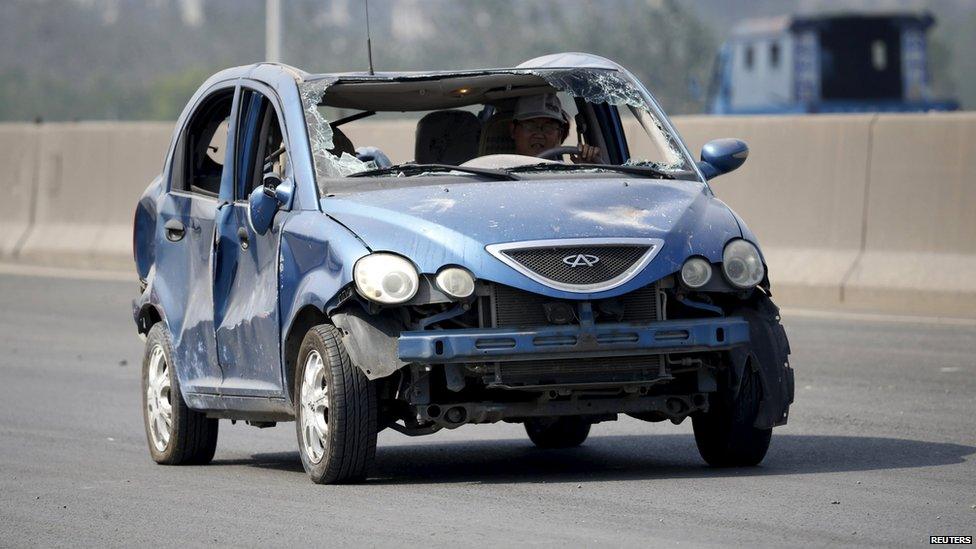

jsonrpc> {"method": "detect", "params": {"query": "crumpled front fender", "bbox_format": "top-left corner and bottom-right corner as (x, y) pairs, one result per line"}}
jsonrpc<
(277, 211), (371, 377)
(727, 295), (794, 429)
(331, 306), (408, 380)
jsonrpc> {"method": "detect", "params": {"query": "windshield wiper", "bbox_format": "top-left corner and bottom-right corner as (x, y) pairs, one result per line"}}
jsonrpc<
(507, 162), (674, 179)
(348, 163), (521, 181)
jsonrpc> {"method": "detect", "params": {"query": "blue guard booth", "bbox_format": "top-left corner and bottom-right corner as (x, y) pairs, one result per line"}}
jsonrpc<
(708, 12), (959, 114)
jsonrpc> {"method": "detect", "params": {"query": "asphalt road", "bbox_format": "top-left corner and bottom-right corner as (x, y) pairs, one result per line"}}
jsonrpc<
(0, 271), (974, 548)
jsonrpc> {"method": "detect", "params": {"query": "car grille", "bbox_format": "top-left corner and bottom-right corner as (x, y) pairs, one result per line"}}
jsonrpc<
(484, 355), (667, 388)
(490, 283), (660, 328)
(500, 245), (650, 286)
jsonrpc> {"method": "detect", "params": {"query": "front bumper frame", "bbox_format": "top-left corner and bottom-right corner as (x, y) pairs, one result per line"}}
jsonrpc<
(397, 317), (750, 363)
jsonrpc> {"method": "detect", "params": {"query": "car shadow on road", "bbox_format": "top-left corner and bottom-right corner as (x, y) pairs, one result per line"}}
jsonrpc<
(220, 433), (975, 484)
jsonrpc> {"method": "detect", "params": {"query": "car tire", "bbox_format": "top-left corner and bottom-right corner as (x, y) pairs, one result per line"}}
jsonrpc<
(142, 323), (219, 465)
(524, 416), (591, 449)
(295, 324), (377, 484)
(692, 365), (771, 467)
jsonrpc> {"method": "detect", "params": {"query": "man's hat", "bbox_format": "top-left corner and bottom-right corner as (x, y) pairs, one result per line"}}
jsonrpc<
(513, 93), (569, 125)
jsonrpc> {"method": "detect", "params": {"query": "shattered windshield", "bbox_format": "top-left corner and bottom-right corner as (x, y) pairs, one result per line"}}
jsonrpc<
(299, 67), (696, 192)
(299, 78), (377, 178)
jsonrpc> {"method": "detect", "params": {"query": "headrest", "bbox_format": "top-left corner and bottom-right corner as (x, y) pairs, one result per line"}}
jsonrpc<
(415, 110), (481, 165)
(478, 111), (516, 156)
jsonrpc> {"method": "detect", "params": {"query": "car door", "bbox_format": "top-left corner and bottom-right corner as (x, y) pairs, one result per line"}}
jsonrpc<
(154, 84), (238, 394)
(212, 83), (288, 397)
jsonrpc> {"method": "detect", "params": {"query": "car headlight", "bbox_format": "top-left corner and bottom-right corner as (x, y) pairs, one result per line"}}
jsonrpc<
(722, 239), (765, 289)
(680, 257), (712, 288)
(435, 267), (475, 299)
(353, 253), (419, 304)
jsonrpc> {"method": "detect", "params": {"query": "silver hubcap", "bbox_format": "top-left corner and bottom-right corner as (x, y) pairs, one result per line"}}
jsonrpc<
(300, 350), (329, 463)
(145, 344), (173, 452)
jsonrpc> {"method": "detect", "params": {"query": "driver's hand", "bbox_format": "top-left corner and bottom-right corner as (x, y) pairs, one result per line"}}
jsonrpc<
(571, 144), (601, 164)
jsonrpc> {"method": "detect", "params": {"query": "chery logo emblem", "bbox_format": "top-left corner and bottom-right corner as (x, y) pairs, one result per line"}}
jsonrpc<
(562, 254), (600, 268)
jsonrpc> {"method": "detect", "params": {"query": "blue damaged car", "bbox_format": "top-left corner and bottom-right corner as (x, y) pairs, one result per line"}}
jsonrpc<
(132, 53), (794, 484)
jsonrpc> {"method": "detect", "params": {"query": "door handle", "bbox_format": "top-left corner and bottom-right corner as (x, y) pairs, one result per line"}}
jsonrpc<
(237, 227), (249, 250)
(164, 219), (185, 242)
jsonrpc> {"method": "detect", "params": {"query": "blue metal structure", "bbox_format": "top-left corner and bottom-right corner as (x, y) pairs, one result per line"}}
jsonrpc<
(132, 53), (793, 482)
(708, 12), (959, 114)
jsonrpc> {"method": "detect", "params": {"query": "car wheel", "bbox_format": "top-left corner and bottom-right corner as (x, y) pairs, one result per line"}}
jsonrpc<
(692, 365), (771, 467)
(524, 416), (591, 448)
(295, 324), (377, 484)
(142, 323), (218, 465)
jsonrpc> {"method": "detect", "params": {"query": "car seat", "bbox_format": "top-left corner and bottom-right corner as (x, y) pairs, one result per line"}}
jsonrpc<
(478, 110), (516, 156)
(476, 98), (521, 156)
(414, 110), (481, 165)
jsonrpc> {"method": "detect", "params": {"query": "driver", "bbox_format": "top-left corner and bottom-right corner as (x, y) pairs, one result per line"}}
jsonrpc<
(510, 93), (601, 163)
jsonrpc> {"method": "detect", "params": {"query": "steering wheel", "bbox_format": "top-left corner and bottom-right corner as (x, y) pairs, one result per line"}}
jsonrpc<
(536, 146), (579, 160)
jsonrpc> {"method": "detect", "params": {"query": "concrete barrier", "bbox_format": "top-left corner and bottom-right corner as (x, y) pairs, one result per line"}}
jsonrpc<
(0, 125), (40, 259)
(671, 115), (875, 309)
(342, 119), (415, 164)
(15, 123), (172, 270)
(0, 113), (973, 317)
(843, 113), (976, 316)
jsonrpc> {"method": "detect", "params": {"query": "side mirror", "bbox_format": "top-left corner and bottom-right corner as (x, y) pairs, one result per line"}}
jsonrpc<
(248, 174), (294, 235)
(697, 138), (748, 180)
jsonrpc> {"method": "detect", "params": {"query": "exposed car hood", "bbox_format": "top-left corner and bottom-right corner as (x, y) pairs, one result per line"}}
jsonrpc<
(321, 177), (742, 299)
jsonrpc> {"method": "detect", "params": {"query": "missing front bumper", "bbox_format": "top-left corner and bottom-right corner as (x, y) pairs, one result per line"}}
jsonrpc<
(397, 317), (749, 364)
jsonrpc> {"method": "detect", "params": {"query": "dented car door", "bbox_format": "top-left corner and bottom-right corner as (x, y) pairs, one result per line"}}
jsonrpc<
(212, 83), (286, 397)
(152, 84), (238, 394)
